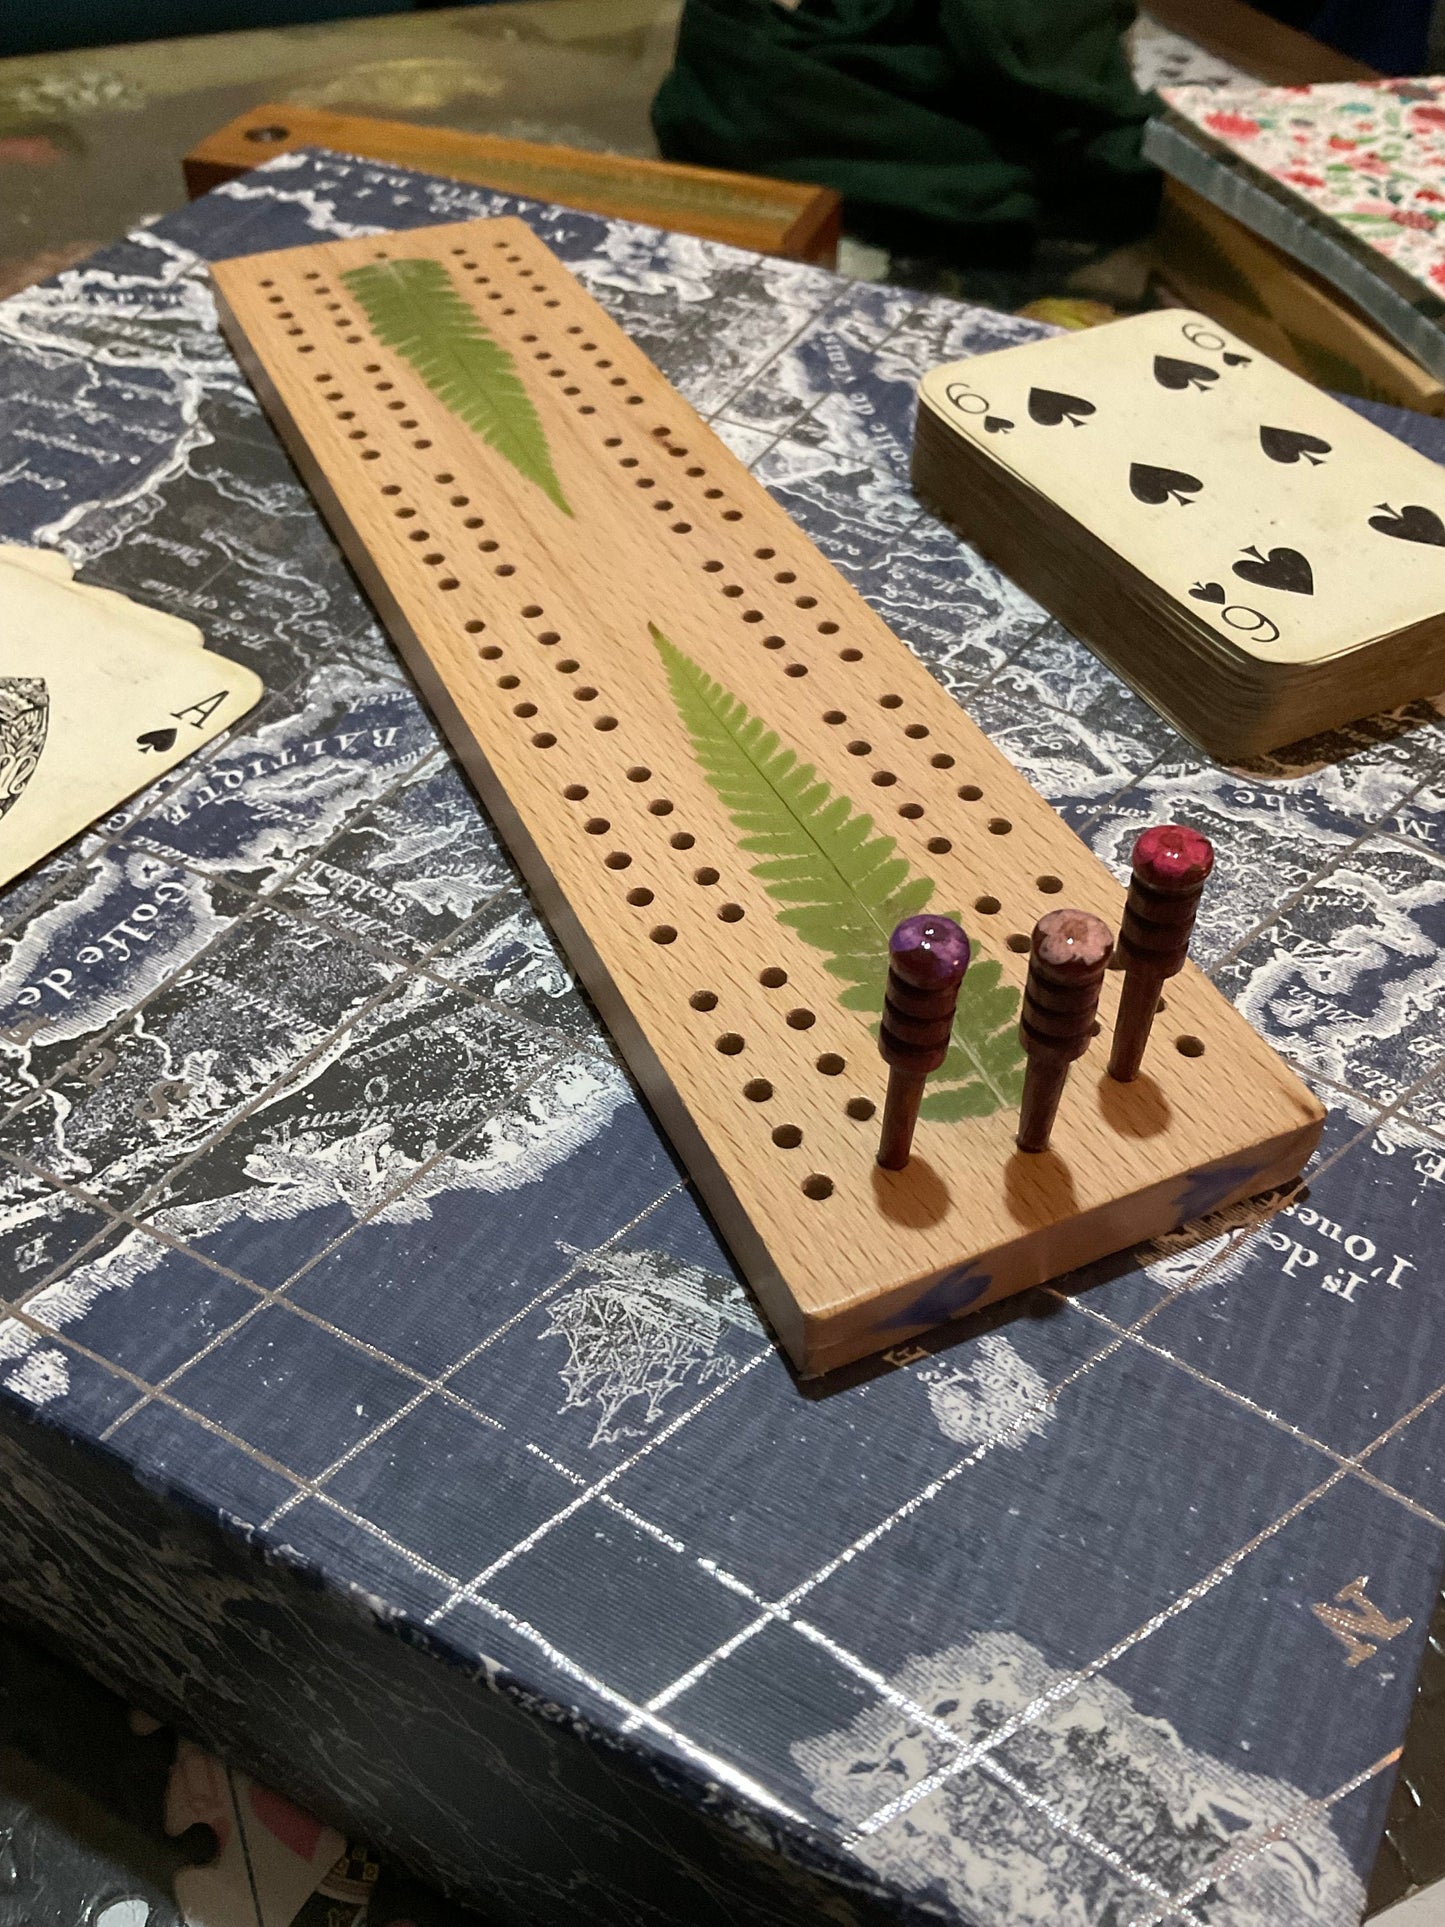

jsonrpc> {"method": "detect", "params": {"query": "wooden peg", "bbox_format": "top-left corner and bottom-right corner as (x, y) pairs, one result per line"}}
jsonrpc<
(1107, 824), (1215, 1083)
(1017, 909), (1114, 1154)
(877, 914), (970, 1171)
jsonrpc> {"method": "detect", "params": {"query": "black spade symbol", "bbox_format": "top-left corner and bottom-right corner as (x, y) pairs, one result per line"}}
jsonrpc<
(1223, 352), (1251, 366)
(1259, 426), (1332, 467)
(1027, 387), (1095, 428)
(1189, 582), (1227, 604)
(983, 415), (1013, 434)
(137, 726), (178, 753)
(1153, 356), (1219, 392)
(1368, 502), (1445, 547)
(1129, 462), (1203, 507)
(1232, 545), (1314, 595)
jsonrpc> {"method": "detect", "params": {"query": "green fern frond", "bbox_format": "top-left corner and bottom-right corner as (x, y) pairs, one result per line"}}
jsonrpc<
(340, 257), (571, 515)
(652, 626), (1025, 1118)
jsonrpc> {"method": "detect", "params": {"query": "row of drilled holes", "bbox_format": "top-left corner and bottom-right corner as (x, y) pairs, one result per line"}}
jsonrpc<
(415, 259), (1215, 1065)
(282, 256), (1197, 1194)
(279, 264), (859, 1189)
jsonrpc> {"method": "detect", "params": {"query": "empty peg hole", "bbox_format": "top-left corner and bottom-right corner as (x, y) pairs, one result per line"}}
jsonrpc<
(690, 990), (718, 1010)
(905, 724), (929, 740)
(480, 647), (502, 661)
(816, 1053), (845, 1075)
(845, 1098), (876, 1121)
(670, 832), (695, 850)
(718, 903), (745, 923)
(716, 1034), (745, 1056)
(931, 754), (956, 770)
(627, 766), (651, 782)
(772, 1125), (803, 1149)
(584, 817), (609, 835)
(759, 967), (787, 988)
(1006, 933), (1031, 953)
(988, 817), (1012, 835)
(605, 852), (632, 870)
(694, 867), (720, 886)
(1176, 1035), (1205, 1058)
(531, 732), (556, 748)
(595, 717), (618, 731)
(802, 1174), (834, 1201)
(877, 694), (903, 709)
(744, 1079), (773, 1102)
(823, 711), (846, 726)
(958, 784), (983, 802)
(840, 647), (863, 662)
(626, 887), (654, 907)
(899, 804), (924, 820)
(648, 798), (674, 815)
(871, 771), (897, 787)
(563, 784), (588, 801)
(926, 836), (952, 854)
(974, 895), (1001, 915)
(847, 741), (871, 756)
(786, 1008), (816, 1030)
(652, 926), (678, 945)
(784, 663), (807, 677)
(1037, 875), (1063, 894)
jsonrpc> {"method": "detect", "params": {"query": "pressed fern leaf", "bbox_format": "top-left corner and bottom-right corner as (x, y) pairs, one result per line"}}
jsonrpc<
(340, 257), (571, 515)
(652, 626), (1025, 1118)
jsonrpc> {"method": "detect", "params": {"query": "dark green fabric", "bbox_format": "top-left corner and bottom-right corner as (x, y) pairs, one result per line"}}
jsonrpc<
(652, 0), (1159, 252)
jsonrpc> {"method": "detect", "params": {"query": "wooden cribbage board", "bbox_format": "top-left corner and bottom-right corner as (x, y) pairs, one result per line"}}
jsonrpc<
(213, 217), (1324, 1376)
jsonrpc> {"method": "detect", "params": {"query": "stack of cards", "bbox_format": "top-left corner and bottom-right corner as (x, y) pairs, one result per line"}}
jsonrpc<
(0, 545), (264, 885)
(912, 311), (1445, 758)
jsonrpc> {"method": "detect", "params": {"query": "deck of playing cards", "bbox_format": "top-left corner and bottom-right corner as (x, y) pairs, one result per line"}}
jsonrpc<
(912, 311), (1445, 758)
(0, 546), (264, 885)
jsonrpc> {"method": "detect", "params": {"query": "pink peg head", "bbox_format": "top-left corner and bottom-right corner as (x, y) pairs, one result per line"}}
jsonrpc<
(1131, 824), (1214, 894)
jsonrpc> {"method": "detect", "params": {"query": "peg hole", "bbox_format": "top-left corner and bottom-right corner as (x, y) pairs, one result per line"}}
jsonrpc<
(931, 754), (956, 770)
(786, 1008), (816, 1030)
(531, 732), (556, 749)
(784, 663), (807, 677)
(690, 990), (718, 1010)
(958, 784), (983, 802)
(905, 724), (929, 740)
(845, 1098), (876, 1121)
(823, 711), (846, 726)
(744, 1079), (773, 1102)
(974, 895), (1001, 915)
(1037, 875), (1063, 894)
(847, 741), (871, 757)
(988, 817), (1012, 835)
(871, 771), (897, 787)
(627, 887), (654, 906)
(694, 867), (720, 886)
(670, 831), (695, 850)
(802, 1175), (834, 1201)
(563, 784), (588, 801)
(759, 967), (787, 988)
(627, 766), (651, 782)
(594, 717), (619, 731)
(840, 647), (863, 662)
(926, 836), (952, 854)
(648, 798), (674, 816)
(898, 803), (924, 820)
(605, 852), (631, 870)
(772, 1125), (803, 1149)
(716, 1034), (745, 1056)
(1006, 934), (1031, 953)
(1176, 1035), (1205, 1058)
(652, 926), (678, 945)
(816, 1054), (845, 1076)
(584, 817), (609, 835)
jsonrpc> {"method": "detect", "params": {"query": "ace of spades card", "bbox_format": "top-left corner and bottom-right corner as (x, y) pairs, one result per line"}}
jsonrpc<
(917, 309), (1445, 670)
(0, 559), (263, 886)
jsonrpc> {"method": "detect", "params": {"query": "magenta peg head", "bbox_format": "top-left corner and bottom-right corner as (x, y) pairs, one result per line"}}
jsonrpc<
(1132, 824), (1214, 893)
(888, 914), (970, 991)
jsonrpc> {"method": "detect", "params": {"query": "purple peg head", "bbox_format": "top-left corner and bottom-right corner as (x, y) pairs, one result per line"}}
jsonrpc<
(888, 914), (970, 992)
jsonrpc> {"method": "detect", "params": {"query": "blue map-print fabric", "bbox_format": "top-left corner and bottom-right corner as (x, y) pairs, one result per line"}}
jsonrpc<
(1, 149), (1444, 1927)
